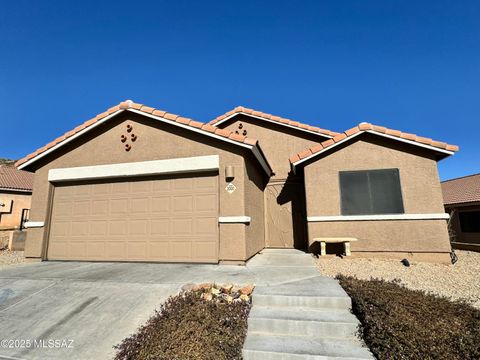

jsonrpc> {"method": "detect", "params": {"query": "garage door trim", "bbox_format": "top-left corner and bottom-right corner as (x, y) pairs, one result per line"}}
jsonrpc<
(48, 155), (219, 182)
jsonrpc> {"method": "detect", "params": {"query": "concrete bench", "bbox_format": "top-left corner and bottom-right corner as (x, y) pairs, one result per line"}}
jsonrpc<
(313, 237), (358, 256)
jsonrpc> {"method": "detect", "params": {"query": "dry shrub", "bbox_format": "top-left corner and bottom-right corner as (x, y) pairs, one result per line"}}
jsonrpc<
(338, 276), (480, 360)
(114, 289), (251, 360)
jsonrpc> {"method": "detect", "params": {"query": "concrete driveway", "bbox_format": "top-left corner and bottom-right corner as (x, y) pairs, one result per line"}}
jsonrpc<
(0, 253), (319, 360)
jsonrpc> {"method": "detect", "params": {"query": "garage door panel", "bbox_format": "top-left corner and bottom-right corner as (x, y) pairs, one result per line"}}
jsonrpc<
(151, 197), (171, 213)
(195, 241), (217, 261)
(48, 174), (218, 263)
(128, 220), (148, 235)
(174, 177), (193, 190)
(68, 242), (86, 258)
(195, 176), (217, 190)
(86, 242), (105, 258)
(108, 220), (127, 235)
(195, 194), (217, 211)
(196, 217), (218, 234)
(107, 242), (126, 259)
(90, 221), (107, 235)
(171, 218), (193, 235)
(73, 200), (90, 216)
(173, 195), (193, 212)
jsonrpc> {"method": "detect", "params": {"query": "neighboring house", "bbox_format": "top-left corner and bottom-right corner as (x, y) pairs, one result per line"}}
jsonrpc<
(441, 173), (480, 252)
(16, 100), (458, 264)
(0, 165), (33, 229)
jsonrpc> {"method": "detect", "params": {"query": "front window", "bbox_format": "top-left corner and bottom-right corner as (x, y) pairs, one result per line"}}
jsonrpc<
(339, 169), (404, 215)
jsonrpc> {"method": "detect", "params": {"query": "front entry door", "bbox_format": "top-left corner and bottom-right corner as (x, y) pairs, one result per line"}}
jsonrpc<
(264, 179), (307, 249)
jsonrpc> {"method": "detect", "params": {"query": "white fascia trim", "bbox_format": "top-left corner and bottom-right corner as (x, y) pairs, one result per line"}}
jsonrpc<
(17, 110), (125, 170)
(292, 130), (454, 170)
(292, 132), (364, 169)
(307, 213), (450, 222)
(48, 155), (219, 182)
(128, 109), (272, 176)
(365, 131), (454, 156)
(213, 113), (334, 138)
(251, 146), (273, 176)
(218, 216), (251, 224)
(24, 221), (45, 228)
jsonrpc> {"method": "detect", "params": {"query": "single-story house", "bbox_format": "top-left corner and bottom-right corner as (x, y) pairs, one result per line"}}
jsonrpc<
(0, 165), (33, 229)
(16, 100), (458, 264)
(441, 173), (480, 252)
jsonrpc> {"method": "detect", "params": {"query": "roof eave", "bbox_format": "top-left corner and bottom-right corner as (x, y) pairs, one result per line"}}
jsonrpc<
(18, 108), (273, 177)
(291, 130), (456, 172)
(212, 112), (334, 139)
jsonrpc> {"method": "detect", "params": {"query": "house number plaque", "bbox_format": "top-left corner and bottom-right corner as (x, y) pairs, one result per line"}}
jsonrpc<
(225, 183), (236, 194)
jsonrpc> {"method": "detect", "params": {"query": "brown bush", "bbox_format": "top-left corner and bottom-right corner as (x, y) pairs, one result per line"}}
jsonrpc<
(337, 276), (480, 360)
(114, 289), (251, 360)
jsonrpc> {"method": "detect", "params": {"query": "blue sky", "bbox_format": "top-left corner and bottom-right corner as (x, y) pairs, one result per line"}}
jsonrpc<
(1, 1), (478, 180)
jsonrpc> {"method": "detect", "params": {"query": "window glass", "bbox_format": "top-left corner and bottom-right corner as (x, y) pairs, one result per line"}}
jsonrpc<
(459, 211), (480, 233)
(340, 169), (404, 215)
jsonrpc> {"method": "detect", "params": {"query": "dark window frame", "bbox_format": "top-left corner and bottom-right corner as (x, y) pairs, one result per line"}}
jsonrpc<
(339, 168), (405, 215)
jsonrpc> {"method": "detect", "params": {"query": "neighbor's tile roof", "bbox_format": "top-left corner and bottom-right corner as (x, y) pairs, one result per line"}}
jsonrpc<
(289, 122), (459, 164)
(0, 165), (34, 191)
(15, 101), (261, 168)
(209, 106), (340, 138)
(442, 173), (480, 205)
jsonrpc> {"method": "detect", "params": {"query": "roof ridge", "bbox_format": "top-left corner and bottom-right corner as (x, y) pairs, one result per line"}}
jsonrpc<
(209, 105), (340, 138)
(441, 172), (480, 183)
(15, 100), (261, 169)
(289, 122), (459, 164)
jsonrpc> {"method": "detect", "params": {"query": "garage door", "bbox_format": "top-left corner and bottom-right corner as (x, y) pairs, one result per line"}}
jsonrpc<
(47, 174), (218, 262)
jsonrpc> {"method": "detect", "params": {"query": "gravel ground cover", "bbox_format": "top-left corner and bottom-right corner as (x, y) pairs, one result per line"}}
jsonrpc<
(317, 250), (480, 308)
(0, 250), (25, 269)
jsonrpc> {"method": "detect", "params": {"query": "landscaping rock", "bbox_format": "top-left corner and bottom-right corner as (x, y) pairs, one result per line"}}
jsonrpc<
(240, 284), (255, 296)
(221, 283), (233, 292)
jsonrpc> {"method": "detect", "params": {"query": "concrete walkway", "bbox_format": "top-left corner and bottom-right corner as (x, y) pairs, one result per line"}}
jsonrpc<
(0, 250), (371, 359)
(243, 249), (373, 359)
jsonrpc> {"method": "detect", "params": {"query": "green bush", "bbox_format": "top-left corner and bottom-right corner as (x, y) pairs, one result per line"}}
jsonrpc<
(114, 290), (251, 360)
(337, 276), (480, 360)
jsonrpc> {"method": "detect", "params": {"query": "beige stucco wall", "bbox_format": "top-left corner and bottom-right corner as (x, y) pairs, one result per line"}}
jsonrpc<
(24, 112), (268, 262)
(221, 115), (329, 180)
(220, 115), (325, 250)
(303, 134), (451, 258)
(0, 191), (31, 228)
(244, 154), (268, 259)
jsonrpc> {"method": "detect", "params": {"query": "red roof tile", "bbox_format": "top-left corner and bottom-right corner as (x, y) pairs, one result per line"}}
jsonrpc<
(15, 100), (262, 169)
(0, 165), (34, 191)
(290, 122), (459, 164)
(442, 173), (480, 205)
(209, 106), (339, 138)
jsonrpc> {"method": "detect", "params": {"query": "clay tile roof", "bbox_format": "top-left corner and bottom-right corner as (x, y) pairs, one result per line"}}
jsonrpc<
(290, 122), (459, 164)
(209, 106), (340, 138)
(0, 165), (34, 191)
(15, 100), (265, 169)
(442, 173), (480, 205)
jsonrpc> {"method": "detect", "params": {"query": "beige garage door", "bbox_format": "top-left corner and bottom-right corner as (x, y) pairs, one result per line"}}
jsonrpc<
(47, 174), (218, 263)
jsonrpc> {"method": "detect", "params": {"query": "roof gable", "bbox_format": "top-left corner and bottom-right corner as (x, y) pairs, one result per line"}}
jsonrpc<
(210, 106), (339, 138)
(290, 122), (459, 169)
(16, 101), (272, 176)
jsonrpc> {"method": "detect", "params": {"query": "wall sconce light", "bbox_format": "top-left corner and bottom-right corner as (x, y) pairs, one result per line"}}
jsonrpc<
(225, 165), (235, 181)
